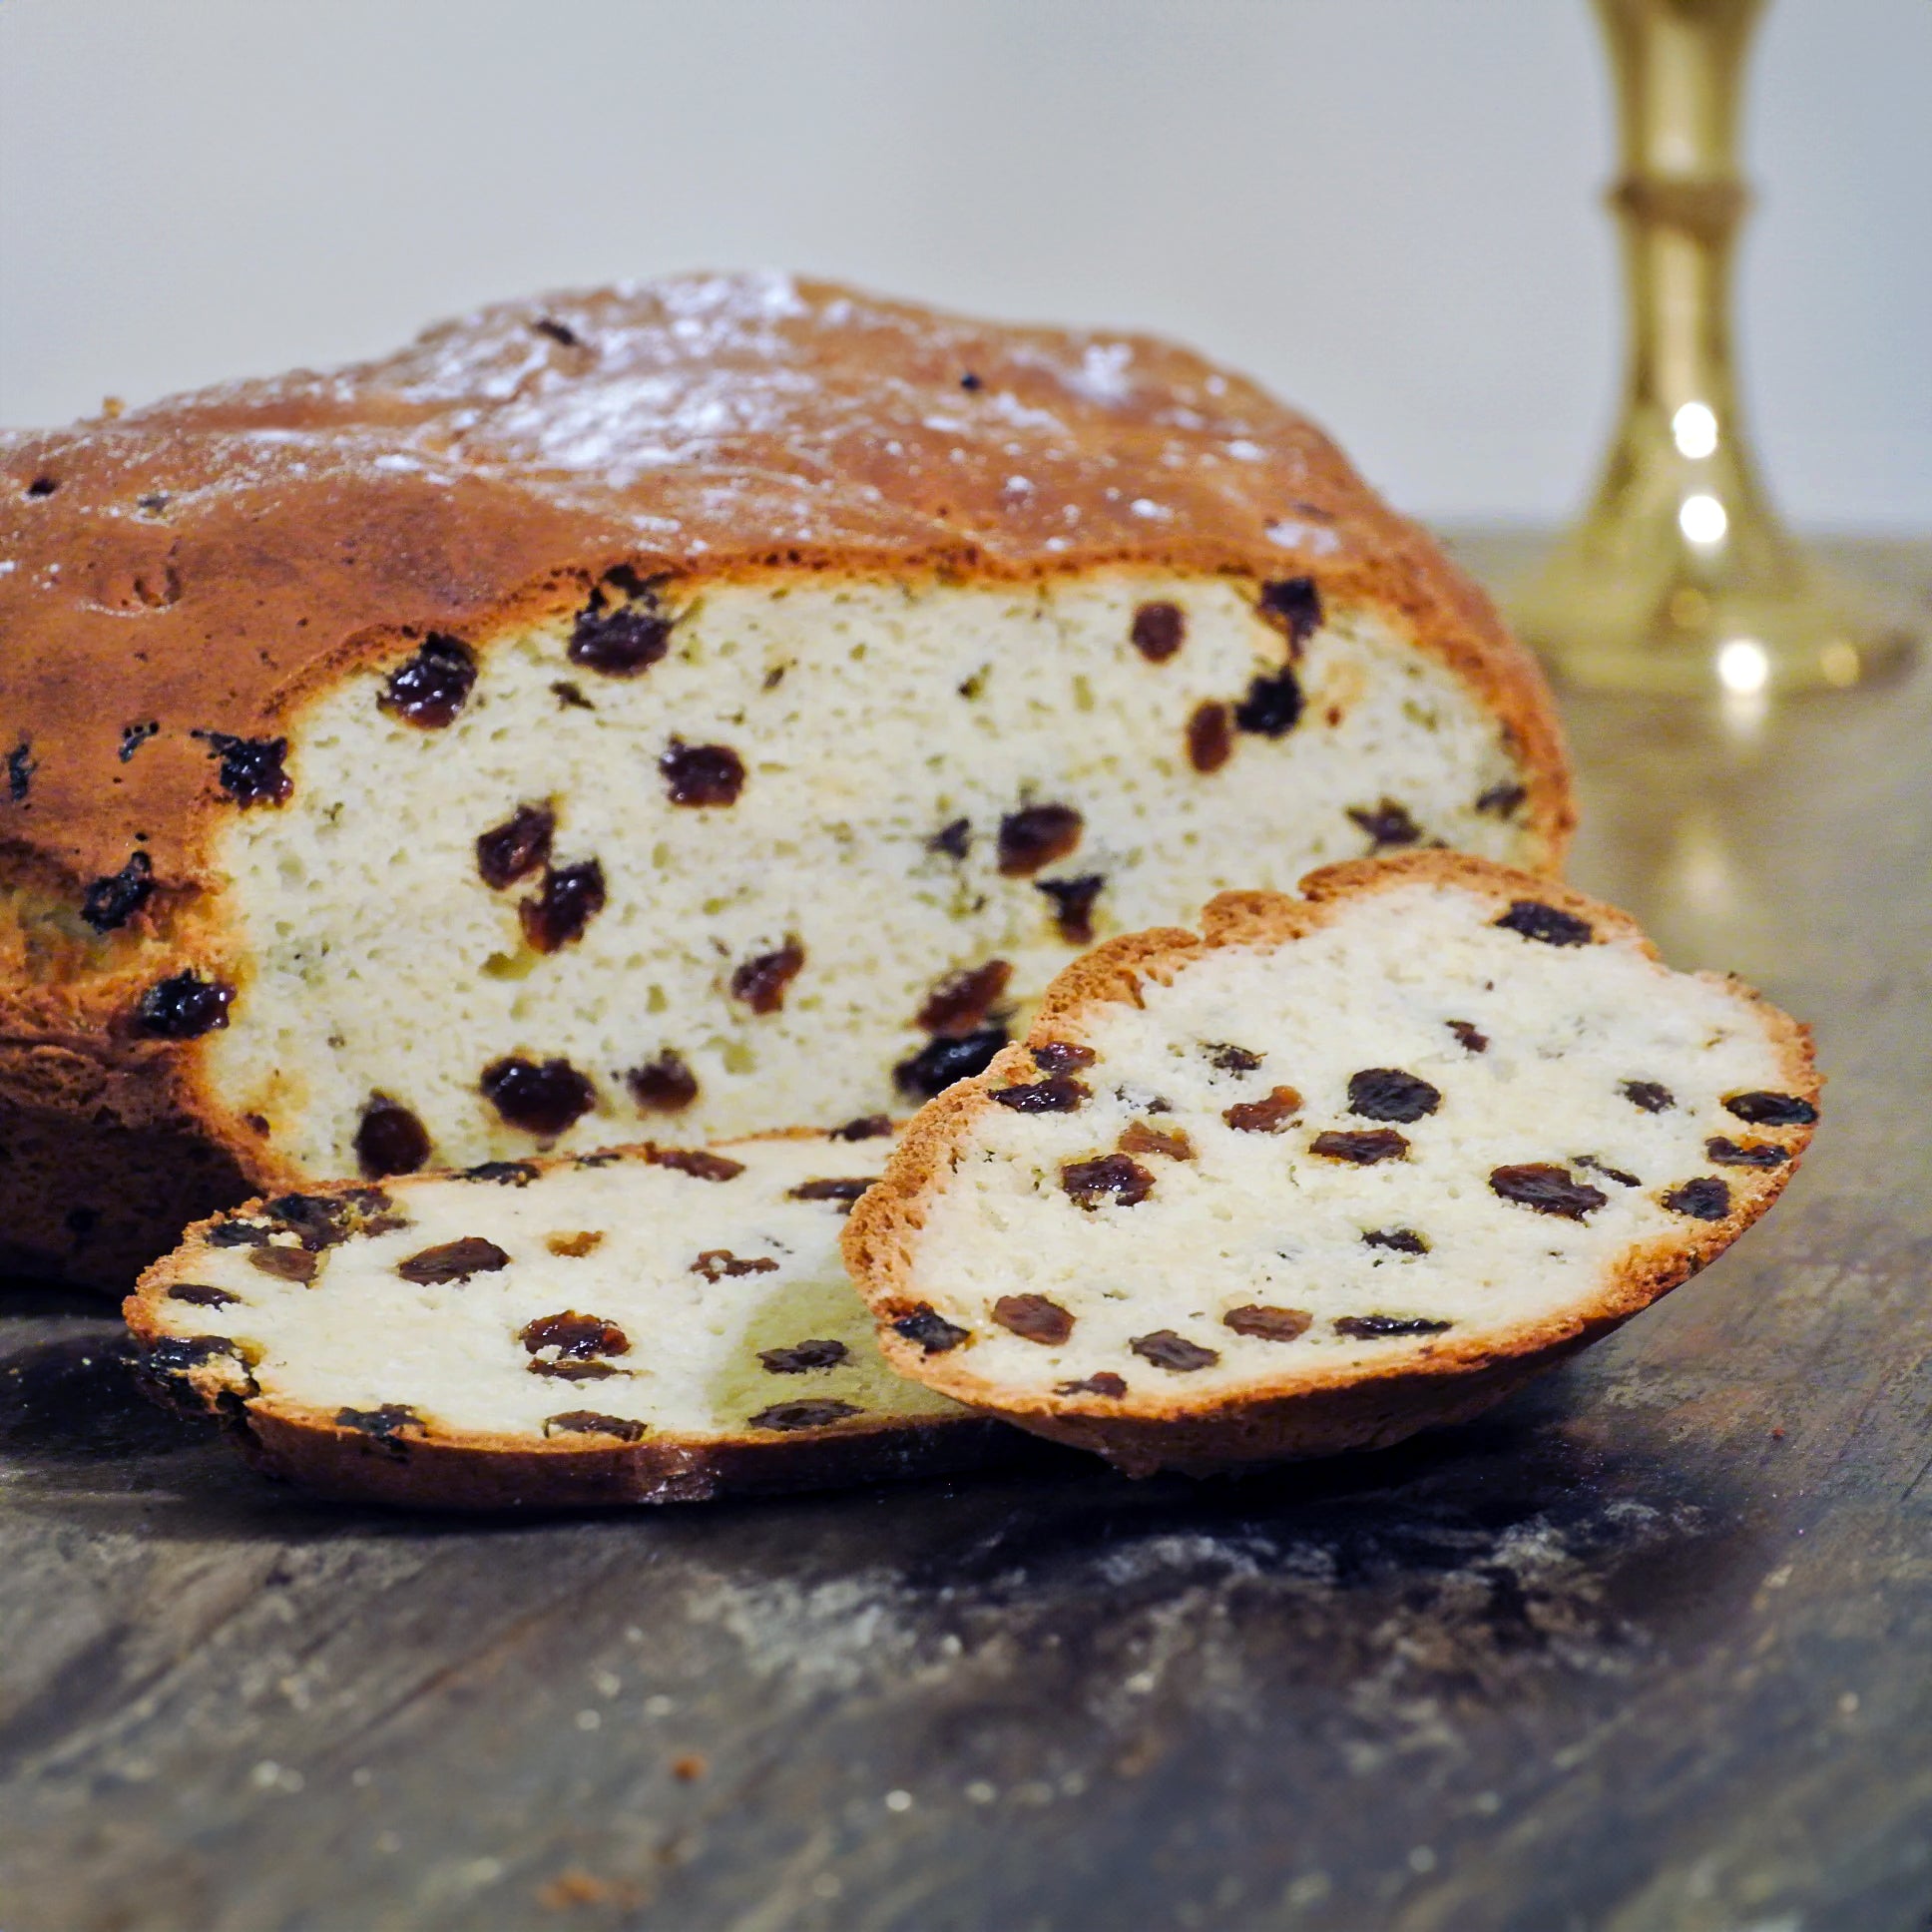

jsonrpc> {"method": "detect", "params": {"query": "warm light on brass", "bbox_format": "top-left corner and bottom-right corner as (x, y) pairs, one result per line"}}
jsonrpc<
(1510, 0), (1919, 695)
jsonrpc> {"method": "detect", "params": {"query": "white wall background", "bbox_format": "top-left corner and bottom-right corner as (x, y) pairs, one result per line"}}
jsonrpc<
(2, 0), (1926, 528)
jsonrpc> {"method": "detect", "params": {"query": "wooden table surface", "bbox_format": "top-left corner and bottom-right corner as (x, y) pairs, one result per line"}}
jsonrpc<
(3, 535), (1928, 1932)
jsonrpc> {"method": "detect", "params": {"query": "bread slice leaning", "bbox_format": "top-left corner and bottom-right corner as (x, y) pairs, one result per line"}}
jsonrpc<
(843, 853), (1819, 1475)
(127, 1126), (1012, 1510)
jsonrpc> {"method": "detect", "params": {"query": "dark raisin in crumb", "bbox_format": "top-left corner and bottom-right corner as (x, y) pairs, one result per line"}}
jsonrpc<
(627, 1052), (700, 1114)
(959, 370), (983, 391)
(1575, 1154), (1641, 1188)
(397, 1236), (510, 1285)
(532, 315), (583, 347)
(1131, 602), (1186, 663)
(992, 1294), (1076, 1345)
(552, 680), (595, 710)
(1037, 874), (1105, 944)
(1311, 1129), (1409, 1165)
(1056, 1371), (1127, 1397)
(476, 803), (555, 888)
(168, 1283), (240, 1307)
(480, 1056), (597, 1136)
(134, 970), (234, 1039)
(192, 730), (292, 807)
(1664, 1177), (1731, 1220)
(929, 817), (972, 860)
(119, 721), (159, 761)
(1119, 1120), (1195, 1161)
(143, 1334), (245, 1377)
(1363, 1228), (1429, 1253)
(528, 1359), (624, 1381)
(208, 1219), (274, 1247)
(1448, 1020), (1489, 1054)
(1257, 576), (1322, 651)
(1233, 667), (1305, 737)
(1204, 1042), (1263, 1073)
(661, 740), (744, 806)
(893, 1306), (970, 1353)
(830, 1114), (892, 1142)
(994, 1076), (1089, 1113)
(544, 1410), (648, 1442)
(693, 1249), (778, 1281)
(1222, 1305), (1312, 1342)
(335, 1404), (421, 1453)
(354, 1095), (431, 1179)
(250, 1245), (319, 1283)
(649, 1148), (745, 1182)
(1032, 1041), (1097, 1074)
(1060, 1154), (1155, 1208)
(1347, 1068), (1441, 1123)
(1334, 1314), (1451, 1340)
(731, 938), (805, 1013)
(1723, 1091), (1817, 1128)
(25, 475), (58, 498)
(5, 740), (35, 802)
(521, 858), (606, 952)
(1476, 781), (1528, 818)
(463, 1160), (538, 1187)
(1488, 1163), (1608, 1219)
(81, 852), (155, 933)
(918, 959), (1012, 1035)
(998, 803), (1084, 877)
(378, 635), (476, 729)
(787, 1177), (876, 1211)
(896, 1028), (1007, 1099)
(759, 1338), (850, 1374)
(522, 1311), (630, 1359)
(749, 1399), (863, 1432)
(1347, 799), (1423, 848)
(1495, 900), (1594, 947)
(571, 579), (673, 677)
(1621, 1080), (1675, 1114)
(1223, 1086), (1303, 1134)
(1705, 1136), (1790, 1169)
(1131, 1329), (1218, 1372)
(1187, 701), (1233, 773)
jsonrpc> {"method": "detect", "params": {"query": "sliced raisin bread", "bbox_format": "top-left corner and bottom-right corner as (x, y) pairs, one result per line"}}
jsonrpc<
(843, 854), (1818, 1475)
(2, 274), (1571, 1288)
(127, 1125), (1012, 1509)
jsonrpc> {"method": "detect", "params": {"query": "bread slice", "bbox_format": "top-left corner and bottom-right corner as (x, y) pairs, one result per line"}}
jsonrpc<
(126, 1125), (1012, 1509)
(843, 854), (1819, 1475)
(2, 274), (1571, 1288)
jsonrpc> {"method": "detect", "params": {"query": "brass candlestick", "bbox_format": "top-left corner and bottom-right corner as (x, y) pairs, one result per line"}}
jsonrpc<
(1510, 0), (1918, 695)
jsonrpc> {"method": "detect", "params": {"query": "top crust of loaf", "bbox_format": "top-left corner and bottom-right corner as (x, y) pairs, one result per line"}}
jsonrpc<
(1, 272), (1567, 908)
(841, 853), (1819, 1473)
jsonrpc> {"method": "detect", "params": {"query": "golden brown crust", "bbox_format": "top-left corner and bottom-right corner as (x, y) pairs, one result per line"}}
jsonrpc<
(843, 853), (1820, 1475)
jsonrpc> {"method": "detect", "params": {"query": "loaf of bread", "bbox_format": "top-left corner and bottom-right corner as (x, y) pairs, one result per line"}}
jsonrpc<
(843, 854), (1818, 1475)
(3, 274), (1571, 1288)
(127, 1124), (1012, 1509)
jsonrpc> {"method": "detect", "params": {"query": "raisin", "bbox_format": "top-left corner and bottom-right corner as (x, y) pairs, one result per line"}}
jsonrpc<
(1032, 1041), (1097, 1074)
(1233, 667), (1304, 737)
(1448, 1020), (1489, 1054)
(692, 1249), (778, 1281)
(335, 1404), (421, 1453)
(544, 1411), (649, 1442)
(144, 1335), (245, 1375)
(1362, 1228), (1429, 1253)
(893, 1306), (971, 1353)
(991, 1294), (1076, 1345)
(749, 1399), (862, 1432)
(571, 581), (673, 677)
(1131, 602), (1186, 663)
(730, 939), (805, 1014)
(250, 1246), (319, 1283)
(649, 1148), (745, 1182)
(627, 1052), (700, 1114)
(1347, 799), (1423, 848)
(1476, 781), (1528, 818)
(574, 1152), (621, 1169)
(1621, 1080), (1675, 1114)
(758, 1338), (850, 1373)
(354, 1096), (431, 1178)
(1204, 1042), (1262, 1073)
(546, 1231), (604, 1257)
(1223, 1086), (1303, 1134)
(463, 1159), (538, 1186)
(929, 817), (972, 860)
(81, 852), (155, 932)
(1347, 1069), (1441, 1123)
(5, 740), (35, 802)
(1495, 900), (1594, 947)
(1119, 1120), (1195, 1162)
(1706, 1136), (1790, 1169)
(134, 970), (234, 1039)
(532, 315), (583, 347)
(25, 475), (57, 498)
(1488, 1164), (1608, 1220)
(552, 680), (595, 710)
(397, 1236), (511, 1284)
(1723, 1091), (1817, 1128)
(521, 859), (606, 952)
(959, 370), (983, 391)
(378, 635), (476, 728)
(1258, 576), (1322, 651)
(476, 803), (554, 888)
(918, 959), (1012, 1036)
(993, 1076), (1089, 1113)
(119, 721), (159, 761)
(661, 740), (744, 806)
(1187, 701), (1233, 773)
(1334, 1314), (1451, 1340)
(1131, 1329), (1218, 1372)
(830, 1114), (892, 1142)
(522, 1311), (630, 1359)
(998, 803), (1084, 877)
(192, 730), (292, 806)
(208, 1219), (274, 1247)
(1222, 1305), (1312, 1342)
(1310, 1130), (1408, 1165)
(528, 1360), (625, 1382)
(896, 1028), (1007, 1099)
(1664, 1177), (1731, 1220)
(168, 1283), (240, 1307)
(1060, 1154), (1155, 1208)
(787, 1177), (876, 1211)
(262, 1192), (372, 1249)
(1037, 874), (1105, 944)
(1575, 1155), (1641, 1188)
(1056, 1371), (1127, 1397)
(481, 1057), (596, 1136)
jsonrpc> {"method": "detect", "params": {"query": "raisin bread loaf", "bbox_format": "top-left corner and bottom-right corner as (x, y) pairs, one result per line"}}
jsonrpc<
(4, 274), (1571, 1288)
(127, 1125), (1011, 1509)
(843, 854), (1818, 1475)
